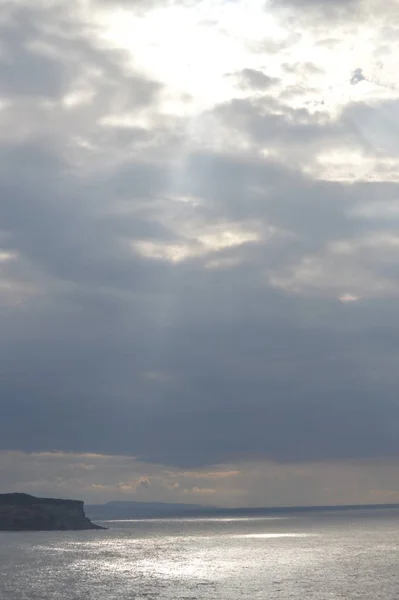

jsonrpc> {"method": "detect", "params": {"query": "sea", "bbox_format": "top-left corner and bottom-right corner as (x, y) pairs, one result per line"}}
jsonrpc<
(1, 508), (399, 599)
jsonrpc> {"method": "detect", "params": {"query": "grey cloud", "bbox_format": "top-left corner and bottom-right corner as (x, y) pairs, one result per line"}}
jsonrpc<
(1, 140), (399, 467)
(0, 3), (162, 131)
(0, 7), (74, 99)
(92, 0), (182, 13)
(350, 68), (366, 85)
(0, 0), (399, 474)
(1, 152), (399, 467)
(208, 92), (399, 173)
(139, 478), (151, 488)
(238, 69), (279, 90)
(268, 0), (374, 27)
(206, 97), (357, 174)
(269, 0), (361, 11)
(282, 62), (324, 75)
(341, 100), (399, 155)
(272, 0), (359, 5)
(2, 282), (399, 467)
(248, 32), (302, 54)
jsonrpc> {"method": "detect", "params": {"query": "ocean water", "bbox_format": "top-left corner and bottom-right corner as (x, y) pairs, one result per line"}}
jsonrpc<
(1, 509), (399, 599)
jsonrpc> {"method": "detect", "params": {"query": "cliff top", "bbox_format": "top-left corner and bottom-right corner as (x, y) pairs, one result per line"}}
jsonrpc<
(0, 493), (84, 507)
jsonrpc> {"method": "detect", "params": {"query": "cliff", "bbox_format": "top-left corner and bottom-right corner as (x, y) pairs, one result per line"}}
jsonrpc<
(0, 493), (105, 531)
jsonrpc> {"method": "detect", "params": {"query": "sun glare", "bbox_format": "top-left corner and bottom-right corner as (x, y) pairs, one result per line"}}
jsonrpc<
(93, 1), (283, 112)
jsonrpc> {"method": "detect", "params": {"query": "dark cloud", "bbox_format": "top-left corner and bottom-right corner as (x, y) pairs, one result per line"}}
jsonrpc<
(1, 131), (399, 467)
(272, 0), (359, 5)
(0, 0), (399, 475)
(268, 0), (368, 25)
(209, 97), (354, 165)
(238, 69), (280, 90)
(350, 68), (366, 86)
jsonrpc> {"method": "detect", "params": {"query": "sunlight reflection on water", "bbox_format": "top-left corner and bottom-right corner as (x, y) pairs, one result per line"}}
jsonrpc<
(105, 516), (289, 523)
(1, 512), (399, 599)
(230, 532), (316, 538)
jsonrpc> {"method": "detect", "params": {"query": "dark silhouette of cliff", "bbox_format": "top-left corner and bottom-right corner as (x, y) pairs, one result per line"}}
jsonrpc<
(0, 493), (105, 531)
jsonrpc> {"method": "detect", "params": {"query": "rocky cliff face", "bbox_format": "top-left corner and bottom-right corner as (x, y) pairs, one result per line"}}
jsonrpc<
(0, 493), (105, 531)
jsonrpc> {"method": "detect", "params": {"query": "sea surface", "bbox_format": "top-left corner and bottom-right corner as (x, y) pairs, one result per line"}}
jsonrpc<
(1, 508), (399, 599)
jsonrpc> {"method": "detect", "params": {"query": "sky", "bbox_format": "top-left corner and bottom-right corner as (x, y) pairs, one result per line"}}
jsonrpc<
(1, 0), (399, 507)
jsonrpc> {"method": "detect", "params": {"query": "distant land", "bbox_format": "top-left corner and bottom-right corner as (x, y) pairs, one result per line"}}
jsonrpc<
(86, 500), (210, 520)
(0, 493), (105, 531)
(85, 500), (399, 521)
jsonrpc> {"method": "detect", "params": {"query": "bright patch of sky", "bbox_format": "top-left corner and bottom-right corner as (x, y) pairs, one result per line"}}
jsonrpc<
(89, 0), (399, 182)
(93, 1), (284, 113)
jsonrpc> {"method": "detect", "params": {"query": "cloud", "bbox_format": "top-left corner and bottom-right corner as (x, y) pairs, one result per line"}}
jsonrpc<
(3, 451), (399, 506)
(139, 477), (151, 489)
(268, 0), (363, 20)
(350, 68), (366, 86)
(273, 0), (359, 5)
(0, 0), (398, 502)
(237, 69), (280, 91)
(267, 0), (399, 39)
(187, 487), (216, 495)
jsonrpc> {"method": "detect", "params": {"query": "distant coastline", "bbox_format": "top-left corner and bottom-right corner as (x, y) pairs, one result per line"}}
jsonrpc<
(85, 500), (399, 521)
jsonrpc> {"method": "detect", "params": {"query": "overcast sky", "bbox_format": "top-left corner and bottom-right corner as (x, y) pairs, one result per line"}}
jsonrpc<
(1, 0), (399, 506)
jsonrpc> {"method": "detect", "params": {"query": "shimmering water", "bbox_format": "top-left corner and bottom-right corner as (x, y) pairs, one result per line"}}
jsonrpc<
(1, 509), (399, 599)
